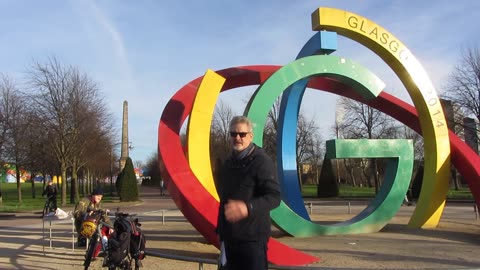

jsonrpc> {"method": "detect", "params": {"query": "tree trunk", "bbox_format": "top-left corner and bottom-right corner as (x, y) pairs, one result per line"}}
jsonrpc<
(16, 165), (22, 203)
(71, 166), (80, 203)
(372, 159), (379, 194)
(30, 174), (35, 198)
(0, 182), (3, 205)
(70, 176), (76, 204)
(86, 169), (91, 194)
(61, 163), (67, 206)
(297, 163), (303, 190)
(344, 160), (356, 187)
(82, 168), (87, 197)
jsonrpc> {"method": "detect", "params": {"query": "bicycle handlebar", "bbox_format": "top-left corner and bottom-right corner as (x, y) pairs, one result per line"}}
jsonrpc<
(114, 212), (137, 218)
(99, 221), (113, 229)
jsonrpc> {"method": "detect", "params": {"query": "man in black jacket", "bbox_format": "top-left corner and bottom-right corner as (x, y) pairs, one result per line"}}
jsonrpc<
(42, 180), (57, 211)
(216, 116), (281, 270)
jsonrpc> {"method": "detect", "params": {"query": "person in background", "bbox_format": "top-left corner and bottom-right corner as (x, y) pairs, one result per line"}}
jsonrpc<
(42, 180), (57, 211)
(73, 187), (113, 248)
(160, 179), (165, 196)
(215, 116), (281, 270)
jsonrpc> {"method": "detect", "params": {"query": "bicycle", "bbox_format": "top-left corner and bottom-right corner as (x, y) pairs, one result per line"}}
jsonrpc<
(83, 210), (142, 270)
(41, 196), (57, 218)
(82, 209), (112, 270)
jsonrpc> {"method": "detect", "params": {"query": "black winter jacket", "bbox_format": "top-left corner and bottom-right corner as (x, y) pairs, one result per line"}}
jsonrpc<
(216, 144), (280, 242)
(42, 185), (57, 199)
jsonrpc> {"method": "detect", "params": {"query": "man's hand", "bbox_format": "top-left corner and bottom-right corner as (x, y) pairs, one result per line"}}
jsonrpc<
(224, 199), (248, 223)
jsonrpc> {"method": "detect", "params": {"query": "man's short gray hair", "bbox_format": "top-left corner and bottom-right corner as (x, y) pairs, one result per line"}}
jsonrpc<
(229, 116), (254, 132)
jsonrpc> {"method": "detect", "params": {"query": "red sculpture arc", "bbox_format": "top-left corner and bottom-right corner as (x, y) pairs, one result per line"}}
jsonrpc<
(158, 66), (480, 266)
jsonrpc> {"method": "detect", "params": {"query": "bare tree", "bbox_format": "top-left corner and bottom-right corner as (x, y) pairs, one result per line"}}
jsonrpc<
(134, 160), (144, 170)
(0, 75), (10, 157)
(210, 97), (323, 187)
(396, 126), (424, 164)
(0, 75), (11, 204)
(442, 46), (480, 126)
(210, 100), (234, 171)
(144, 151), (162, 186)
(263, 98), (281, 163)
(338, 97), (397, 192)
(27, 57), (112, 206)
(296, 113), (321, 163)
(296, 113), (323, 184)
(440, 47), (480, 190)
(28, 58), (73, 206)
(264, 97), (323, 184)
(68, 80), (113, 203)
(23, 108), (58, 198)
(0, 75), (28, 203)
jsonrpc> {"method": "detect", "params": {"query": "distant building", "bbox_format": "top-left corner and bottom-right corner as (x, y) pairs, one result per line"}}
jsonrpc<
(463, 117), (479, 154)
(441, 98), (479, 151)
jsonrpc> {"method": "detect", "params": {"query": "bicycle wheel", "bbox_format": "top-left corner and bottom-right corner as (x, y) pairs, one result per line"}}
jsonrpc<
(84, 236), (99, 270)
(134, 257), (140, 270)
(42, 202), (49, 218)
(121, 258), (132, 270)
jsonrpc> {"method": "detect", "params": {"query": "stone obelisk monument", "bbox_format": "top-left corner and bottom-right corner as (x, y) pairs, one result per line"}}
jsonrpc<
(119, 100), (129, 171)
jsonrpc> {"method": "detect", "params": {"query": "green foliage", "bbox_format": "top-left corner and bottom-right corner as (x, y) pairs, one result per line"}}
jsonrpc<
(1, 183), (48, 211)
(142, 174), (161, 187)
(317, 158), (339, 198)
(0, 182), (116, 212)
(337, 186), (376, 197)
(116, 168), (123, 193)
(117, 157), (139, 202)
(446, 188), (475, 199)
(142, 151), (162, 186)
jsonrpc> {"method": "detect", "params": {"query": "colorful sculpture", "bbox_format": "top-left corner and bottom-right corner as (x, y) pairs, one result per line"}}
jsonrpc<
(158, 7), (479, 266)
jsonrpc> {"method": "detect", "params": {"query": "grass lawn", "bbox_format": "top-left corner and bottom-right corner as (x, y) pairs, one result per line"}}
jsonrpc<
(0, 182), (116, 212)
(1, 182), (473, 212)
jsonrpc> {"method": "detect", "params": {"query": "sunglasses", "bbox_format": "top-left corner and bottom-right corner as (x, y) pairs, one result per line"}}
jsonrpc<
(229, 132), (250, 138)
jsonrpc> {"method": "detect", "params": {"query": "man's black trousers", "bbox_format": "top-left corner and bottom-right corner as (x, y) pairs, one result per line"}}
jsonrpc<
(223, 239), (268, 270)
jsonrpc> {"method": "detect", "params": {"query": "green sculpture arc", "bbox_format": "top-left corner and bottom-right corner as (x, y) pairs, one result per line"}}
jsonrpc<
(246, 54), (413, 236)
(271, 139), (413, 236)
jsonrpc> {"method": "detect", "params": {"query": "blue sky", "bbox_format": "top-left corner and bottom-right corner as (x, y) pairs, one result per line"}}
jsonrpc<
(1, 0), (479, 163)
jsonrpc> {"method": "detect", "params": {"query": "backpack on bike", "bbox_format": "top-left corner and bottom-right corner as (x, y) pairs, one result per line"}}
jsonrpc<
(108, 231), (131, 265)
(108, 215), (146, 267)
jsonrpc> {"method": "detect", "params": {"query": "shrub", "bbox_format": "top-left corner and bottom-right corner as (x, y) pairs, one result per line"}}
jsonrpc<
(117, 157), (139, 202)
(317, 157), (339, 198)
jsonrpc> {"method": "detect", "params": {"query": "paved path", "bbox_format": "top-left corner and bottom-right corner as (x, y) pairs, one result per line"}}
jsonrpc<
(0, 186), (479, 269)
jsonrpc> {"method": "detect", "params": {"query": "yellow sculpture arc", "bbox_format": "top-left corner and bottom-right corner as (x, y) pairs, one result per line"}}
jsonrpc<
(186, 69), (226, 201)
(311, 7), (450, 228)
